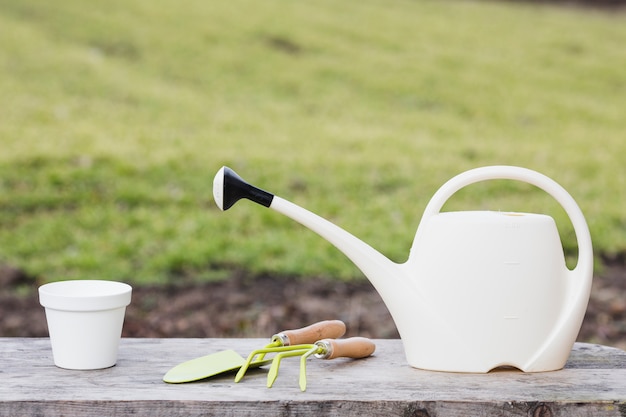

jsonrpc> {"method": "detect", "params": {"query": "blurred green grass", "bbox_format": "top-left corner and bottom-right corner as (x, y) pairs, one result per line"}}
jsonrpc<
(0, 0), (625, 283)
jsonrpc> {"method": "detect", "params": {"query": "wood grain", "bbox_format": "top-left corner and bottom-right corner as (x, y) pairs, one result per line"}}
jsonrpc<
(280, 319), (346, 345)
(2, 338), (625, 416)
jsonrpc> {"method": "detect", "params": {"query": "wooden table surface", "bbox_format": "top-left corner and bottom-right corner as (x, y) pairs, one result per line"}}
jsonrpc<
(2, 338), (626, 416)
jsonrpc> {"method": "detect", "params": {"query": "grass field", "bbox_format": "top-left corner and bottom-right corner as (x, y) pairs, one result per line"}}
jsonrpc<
(1, 0), (625, 284)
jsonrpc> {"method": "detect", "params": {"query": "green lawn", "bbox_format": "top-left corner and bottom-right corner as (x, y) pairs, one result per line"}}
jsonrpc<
(0, 0), (625, 284)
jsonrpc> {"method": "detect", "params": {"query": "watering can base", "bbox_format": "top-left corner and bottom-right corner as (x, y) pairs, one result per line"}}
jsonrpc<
(405, 361), (567, 374)
(404, 347), (571, 373)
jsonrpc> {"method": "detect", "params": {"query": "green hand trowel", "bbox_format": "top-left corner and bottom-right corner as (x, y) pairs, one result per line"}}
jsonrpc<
(163, 349), (272, 383)
(163, 320), (346, 384)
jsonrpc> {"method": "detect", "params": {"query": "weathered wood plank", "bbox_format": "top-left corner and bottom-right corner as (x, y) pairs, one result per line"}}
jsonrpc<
(1, 338), (625, 417)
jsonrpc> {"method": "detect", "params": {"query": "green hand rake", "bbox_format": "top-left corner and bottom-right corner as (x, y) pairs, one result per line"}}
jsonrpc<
(234, 320), (346, 383)
(266, 337), (376, 391)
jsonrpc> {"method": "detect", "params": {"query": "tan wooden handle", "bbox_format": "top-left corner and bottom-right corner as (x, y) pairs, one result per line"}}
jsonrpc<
(316, 337), (376, 360)
(277, 320), (346, 346)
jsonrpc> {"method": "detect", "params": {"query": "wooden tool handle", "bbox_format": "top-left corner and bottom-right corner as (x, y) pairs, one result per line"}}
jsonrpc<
(278, 320), (346, 346)
(316, 337), (376, 360)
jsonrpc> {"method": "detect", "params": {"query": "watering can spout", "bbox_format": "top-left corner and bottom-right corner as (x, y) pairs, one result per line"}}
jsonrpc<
(213, 167), (405, 291)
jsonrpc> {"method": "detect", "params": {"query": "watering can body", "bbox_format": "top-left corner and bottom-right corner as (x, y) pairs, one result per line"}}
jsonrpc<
(402, 211), (580, 372)
(214, 165), (593, 373)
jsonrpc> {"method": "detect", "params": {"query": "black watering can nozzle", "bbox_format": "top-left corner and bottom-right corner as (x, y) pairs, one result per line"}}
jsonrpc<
(213, 166), (274, 211)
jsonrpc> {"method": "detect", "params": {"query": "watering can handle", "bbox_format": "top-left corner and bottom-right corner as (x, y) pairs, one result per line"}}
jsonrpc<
(419, 165), (593, 273)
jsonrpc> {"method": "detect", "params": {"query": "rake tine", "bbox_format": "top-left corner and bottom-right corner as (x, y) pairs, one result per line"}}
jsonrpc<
(234, 342), (278, 383)
(299, 345), (319, 392)
(266, 348), (312, 388)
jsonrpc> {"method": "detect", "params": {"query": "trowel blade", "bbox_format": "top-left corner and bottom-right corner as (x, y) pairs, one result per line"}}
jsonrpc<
(163, 349), (271, 383)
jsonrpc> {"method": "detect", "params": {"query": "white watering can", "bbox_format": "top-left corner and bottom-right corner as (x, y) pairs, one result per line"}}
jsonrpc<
(213, 165), (593, 373)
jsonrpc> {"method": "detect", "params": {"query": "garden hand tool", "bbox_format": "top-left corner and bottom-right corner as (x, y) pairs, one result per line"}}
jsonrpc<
(163, 349), (273, 384)
(266, 337), (376, 391)
(234, 319), (346, 382)
(163, 320), (344, 384)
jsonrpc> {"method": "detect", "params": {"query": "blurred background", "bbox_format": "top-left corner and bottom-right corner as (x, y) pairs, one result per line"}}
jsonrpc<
(1, 0), (624, 349)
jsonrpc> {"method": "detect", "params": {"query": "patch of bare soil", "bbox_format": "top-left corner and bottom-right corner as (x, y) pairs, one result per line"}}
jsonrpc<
(1, 259), (624, 351)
